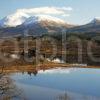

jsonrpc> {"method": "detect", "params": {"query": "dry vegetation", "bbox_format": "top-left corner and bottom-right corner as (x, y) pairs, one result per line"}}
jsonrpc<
(0, 36), (99, 68)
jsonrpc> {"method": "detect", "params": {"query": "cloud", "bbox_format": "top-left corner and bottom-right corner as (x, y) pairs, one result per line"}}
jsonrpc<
(62, 14), (70, 17)
(16, 7), (73, 16)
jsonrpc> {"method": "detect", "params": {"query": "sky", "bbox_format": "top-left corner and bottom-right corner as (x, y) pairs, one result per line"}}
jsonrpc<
(0, 0), (100, 25)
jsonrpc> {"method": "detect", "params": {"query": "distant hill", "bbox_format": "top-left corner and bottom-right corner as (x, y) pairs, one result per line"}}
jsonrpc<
(67, 18), (100, 33)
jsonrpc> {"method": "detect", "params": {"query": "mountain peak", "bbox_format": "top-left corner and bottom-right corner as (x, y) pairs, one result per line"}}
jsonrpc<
(90, 18), (100, 24)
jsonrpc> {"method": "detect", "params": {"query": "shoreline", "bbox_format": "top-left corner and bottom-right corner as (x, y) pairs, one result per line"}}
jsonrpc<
(0, 62), (100, 74)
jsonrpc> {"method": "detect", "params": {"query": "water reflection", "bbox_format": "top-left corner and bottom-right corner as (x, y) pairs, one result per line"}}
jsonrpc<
(1, 67), (100, 100)
(10, 68), (100, 100)
(38, 68), (76, 74)
(22, 67), (76, 76)
(27, 70), (38, 76)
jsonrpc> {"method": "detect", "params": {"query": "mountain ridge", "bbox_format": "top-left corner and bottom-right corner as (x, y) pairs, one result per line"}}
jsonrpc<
(0, 14), (100, 38)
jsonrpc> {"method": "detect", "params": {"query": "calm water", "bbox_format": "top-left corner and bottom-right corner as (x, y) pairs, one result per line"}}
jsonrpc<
(10, 68), (100, 100)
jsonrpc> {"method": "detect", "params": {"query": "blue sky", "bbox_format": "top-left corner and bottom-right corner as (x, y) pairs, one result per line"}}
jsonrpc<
(0, 0), (100, 24)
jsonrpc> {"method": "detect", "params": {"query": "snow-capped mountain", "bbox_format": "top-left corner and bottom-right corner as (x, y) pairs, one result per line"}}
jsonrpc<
(0, 13), (74, 37)
(0, 13), (67, 28)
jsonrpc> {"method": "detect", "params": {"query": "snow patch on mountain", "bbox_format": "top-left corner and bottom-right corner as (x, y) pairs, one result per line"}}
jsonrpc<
(23, 15), (66, 26)
(0, 13), (30, 27)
